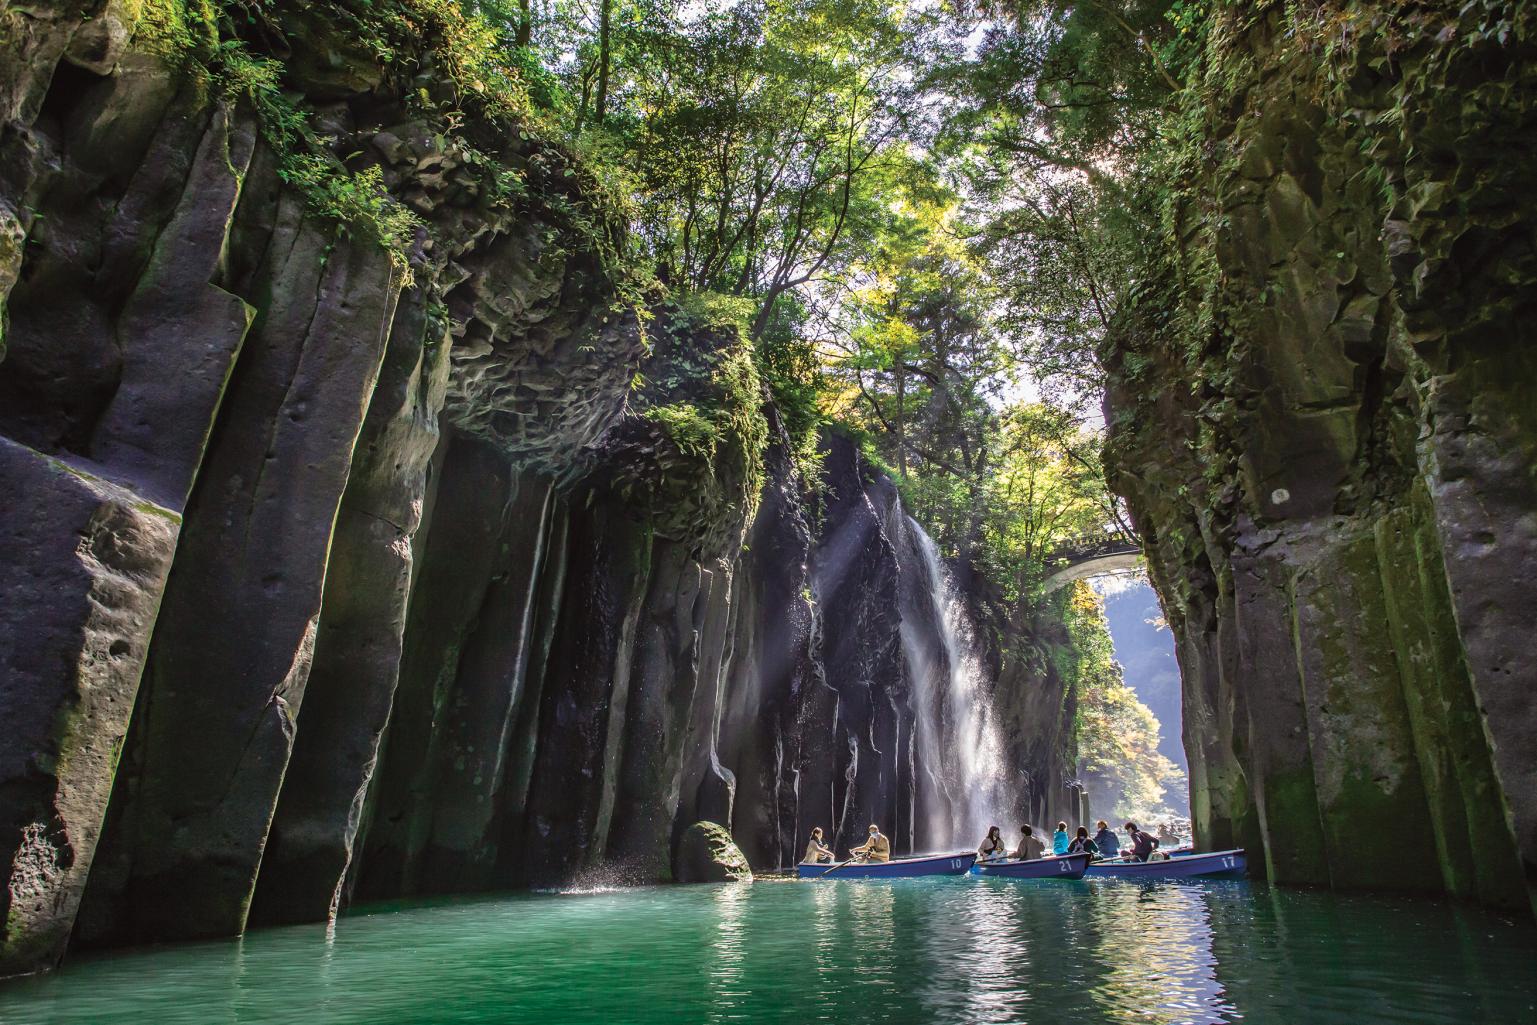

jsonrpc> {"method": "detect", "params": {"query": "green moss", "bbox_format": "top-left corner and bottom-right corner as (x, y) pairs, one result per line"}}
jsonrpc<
(675, 821), (753, 883)
(1257, 767), (1330, 887)
(115, 0), (641, 283)
(46, 456), (181, 522)
(641, 403), (719, 459)
(637, 319), (766, 496)
(118, 3), (421, 268)
(123, 0), (219, 57)
(132, 501), (184, 524)
(609, 305), (770, 551)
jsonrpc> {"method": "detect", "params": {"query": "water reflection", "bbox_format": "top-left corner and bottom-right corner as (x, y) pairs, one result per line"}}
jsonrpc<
(1207, 884), (1537, 1025)
(1084, 882), (1233, 1025)
(2, 880), (1534, 1024)
(705, 884), (749, 1022)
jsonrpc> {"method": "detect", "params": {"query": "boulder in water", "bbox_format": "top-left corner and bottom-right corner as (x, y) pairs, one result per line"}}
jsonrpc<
(673, 822), (753, 883)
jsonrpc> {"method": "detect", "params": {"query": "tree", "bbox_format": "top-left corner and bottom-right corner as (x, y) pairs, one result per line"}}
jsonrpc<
(626, 0), (918, 338)
(931, 1), (1201, 411)
(1063, 582), (1185, 822)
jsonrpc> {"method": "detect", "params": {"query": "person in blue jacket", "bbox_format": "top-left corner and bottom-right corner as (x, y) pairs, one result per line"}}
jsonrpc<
(1093, 819), (1121, 860)
(1053, 821), (1070, 856)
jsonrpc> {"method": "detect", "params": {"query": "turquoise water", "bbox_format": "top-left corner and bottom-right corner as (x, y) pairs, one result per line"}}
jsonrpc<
(3, 877), (1534, 1024)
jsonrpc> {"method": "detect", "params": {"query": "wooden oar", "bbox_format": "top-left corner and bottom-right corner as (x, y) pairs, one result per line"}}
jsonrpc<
(820, 854), (868, 877)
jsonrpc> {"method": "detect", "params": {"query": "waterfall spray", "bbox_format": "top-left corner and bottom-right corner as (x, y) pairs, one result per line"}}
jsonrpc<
(903, 519), (1018, 849)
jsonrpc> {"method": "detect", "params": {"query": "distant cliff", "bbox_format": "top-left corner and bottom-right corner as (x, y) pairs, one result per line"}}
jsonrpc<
(1103, 1), (1536, 917)
(0, 0), (1082, 978)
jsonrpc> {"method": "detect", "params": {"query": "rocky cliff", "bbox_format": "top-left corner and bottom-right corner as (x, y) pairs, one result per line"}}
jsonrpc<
(1103, 1), (1535, 917)
(0, 0), (1079, 977)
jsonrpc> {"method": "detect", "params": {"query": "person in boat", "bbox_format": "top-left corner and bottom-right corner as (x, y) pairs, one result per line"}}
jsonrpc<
(1157, 822), (1180, 846)
(1124, 821), (1160, 862)
(848, 823), (891, 863)
(1012, 825), (1045, 861)
(1067, 826), (1100, 857)
(804, 827), (833, 865)
(977, 825), (1009, 862)
(1093, 820), (1120, 860)
(1052, 821), (1070, 856)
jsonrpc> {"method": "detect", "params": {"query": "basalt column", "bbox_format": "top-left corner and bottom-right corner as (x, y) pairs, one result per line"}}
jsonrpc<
(806, 437), (917, 855)
(348, 436), (552, 901)
(247, 288), (452, 927)
(713, 427), (825, 871)
(0, 37), (260, 973)
(75, 203), (402, 947)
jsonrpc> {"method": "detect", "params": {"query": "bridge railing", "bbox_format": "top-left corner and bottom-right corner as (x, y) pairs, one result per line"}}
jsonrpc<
(1045, 531), (1140, 566)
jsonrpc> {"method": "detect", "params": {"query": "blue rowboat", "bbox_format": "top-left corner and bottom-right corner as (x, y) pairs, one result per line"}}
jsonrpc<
(972, 853), (1090, 880)
(1085, 848), (1246, 880)
(797, 851), (977, 879)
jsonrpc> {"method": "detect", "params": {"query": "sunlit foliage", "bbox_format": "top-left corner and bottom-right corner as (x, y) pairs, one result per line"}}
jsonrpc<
(1063, 583), (1185, 823)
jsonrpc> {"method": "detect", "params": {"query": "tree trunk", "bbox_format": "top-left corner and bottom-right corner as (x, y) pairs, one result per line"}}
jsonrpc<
(595, 0), (612, 124)
(516, 0), (532, 47)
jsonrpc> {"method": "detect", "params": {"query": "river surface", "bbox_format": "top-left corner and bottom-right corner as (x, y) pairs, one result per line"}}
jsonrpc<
(2, 876), (1533, 1024)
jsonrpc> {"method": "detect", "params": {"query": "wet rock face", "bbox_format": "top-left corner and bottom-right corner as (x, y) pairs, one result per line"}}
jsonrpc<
(0, 441), (179, 973)
(1103, 3), (1536, 915)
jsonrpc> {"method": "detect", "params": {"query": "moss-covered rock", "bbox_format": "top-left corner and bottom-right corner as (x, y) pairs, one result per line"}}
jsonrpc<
(582, 302), (769, 560)
(673, 821), (753, 883)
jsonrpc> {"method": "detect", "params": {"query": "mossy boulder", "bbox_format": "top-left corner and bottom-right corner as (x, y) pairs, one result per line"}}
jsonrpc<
(673, 821), (753, 884)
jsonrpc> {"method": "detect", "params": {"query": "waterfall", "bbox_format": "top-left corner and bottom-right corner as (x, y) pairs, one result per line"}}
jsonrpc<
(903, 518), (1018, 849)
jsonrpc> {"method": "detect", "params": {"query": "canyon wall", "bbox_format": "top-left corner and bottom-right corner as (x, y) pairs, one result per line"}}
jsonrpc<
(0, 0), (1078, 977)
(1103, 1), (1535, 917)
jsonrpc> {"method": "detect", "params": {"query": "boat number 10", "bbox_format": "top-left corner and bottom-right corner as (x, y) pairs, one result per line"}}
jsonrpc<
(950, 859), (965, 870)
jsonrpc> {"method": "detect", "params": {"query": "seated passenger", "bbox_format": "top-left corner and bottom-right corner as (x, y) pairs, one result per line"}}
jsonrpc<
(803, 827), (832, 864)
(1092, 819), (1120, 860)
(1125, 821), (1160, 862)
(977, 825), (1009, 862)
(1067, 825), (1099, 857)
(1012, 825), (1045, 861)
(848, 823), (891, 863)
(1053, 821), (1070, 856)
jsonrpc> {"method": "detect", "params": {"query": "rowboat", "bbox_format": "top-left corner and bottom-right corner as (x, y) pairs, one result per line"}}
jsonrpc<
(1085, 848), (1246, 880)
(971, 852), (1090, 879)
(797, 851), (977, 879)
